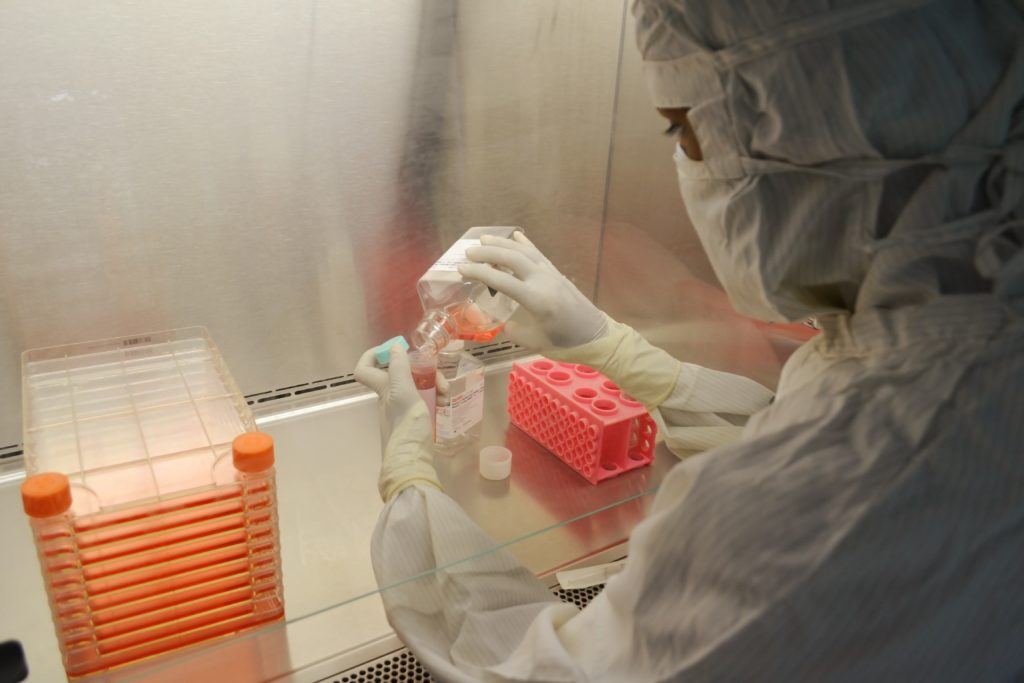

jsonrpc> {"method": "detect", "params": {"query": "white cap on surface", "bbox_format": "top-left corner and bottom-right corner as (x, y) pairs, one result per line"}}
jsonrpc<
(479, 446), (512, 481)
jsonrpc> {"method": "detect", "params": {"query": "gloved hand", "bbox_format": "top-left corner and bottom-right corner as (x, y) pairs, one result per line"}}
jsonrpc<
(461, 232), (681, 409)
(354, 345), (442, 502)
(459, 232), (608, 350)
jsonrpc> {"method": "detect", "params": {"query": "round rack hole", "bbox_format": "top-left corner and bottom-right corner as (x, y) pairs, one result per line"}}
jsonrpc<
(593, 399), (617, 414)
(548, 370), (572, 384)
(532, 360), (554, 373)
(574, 387), (598, 401)
(601, 380), (620, 394)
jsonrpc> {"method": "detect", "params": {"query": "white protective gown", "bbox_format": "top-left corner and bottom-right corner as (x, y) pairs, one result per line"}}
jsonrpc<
(371, 0), (1024, 680)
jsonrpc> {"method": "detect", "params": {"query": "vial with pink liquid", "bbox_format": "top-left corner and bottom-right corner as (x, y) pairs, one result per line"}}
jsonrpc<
(408, 349), (437, 422)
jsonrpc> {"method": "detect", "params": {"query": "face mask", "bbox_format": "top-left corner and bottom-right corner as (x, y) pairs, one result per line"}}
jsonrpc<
(674, 136), (1024, 322)
(673, 144), (819, 322)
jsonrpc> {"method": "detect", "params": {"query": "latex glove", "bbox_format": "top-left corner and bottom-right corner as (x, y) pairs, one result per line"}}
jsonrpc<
(460, 232), (680, 408)
(354, 345), (442, 502)
(459, 232), (608, 351)
(548, 314), (682, 409)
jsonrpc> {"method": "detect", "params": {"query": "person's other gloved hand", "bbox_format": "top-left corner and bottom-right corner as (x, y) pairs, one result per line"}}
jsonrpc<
(459, 232), (608, 351)
(354, 345), (441, 502)
(461, 232), (680, 409)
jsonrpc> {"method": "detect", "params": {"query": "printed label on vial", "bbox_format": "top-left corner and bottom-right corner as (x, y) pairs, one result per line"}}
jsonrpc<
(435, 371), (485, 439)
(432, 239), (481, 272)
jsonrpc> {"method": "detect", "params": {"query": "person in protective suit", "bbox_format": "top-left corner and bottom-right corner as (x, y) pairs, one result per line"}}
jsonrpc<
(355, 1), (1024, 680)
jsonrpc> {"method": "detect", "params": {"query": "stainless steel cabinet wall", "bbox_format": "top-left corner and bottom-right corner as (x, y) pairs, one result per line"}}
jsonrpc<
(0, 1), (623, 443)
(0, 1), (788, 445)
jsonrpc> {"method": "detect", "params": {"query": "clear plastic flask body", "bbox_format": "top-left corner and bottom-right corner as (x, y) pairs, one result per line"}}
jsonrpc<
(412, 226), (521, 354)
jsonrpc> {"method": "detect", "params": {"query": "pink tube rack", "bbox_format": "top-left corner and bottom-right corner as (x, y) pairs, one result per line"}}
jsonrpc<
(507, 359), (657, 484)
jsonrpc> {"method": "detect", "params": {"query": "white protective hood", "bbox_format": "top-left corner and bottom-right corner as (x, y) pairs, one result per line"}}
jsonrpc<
(634, 0), (1024, 322)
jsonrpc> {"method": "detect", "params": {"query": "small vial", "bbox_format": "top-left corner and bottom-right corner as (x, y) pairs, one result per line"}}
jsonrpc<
(412, 226), (522, 354)
(408, 350), (437, 422)
(411, 354), (437, 390)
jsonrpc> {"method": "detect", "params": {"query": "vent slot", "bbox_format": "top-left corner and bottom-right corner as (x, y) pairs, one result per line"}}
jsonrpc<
(243, 340), (523, 407)
(5, 341), (525, 467)
(0, 444), (23, 460)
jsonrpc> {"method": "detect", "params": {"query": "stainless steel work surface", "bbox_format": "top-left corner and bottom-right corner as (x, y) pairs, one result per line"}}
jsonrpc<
(1, 359), (678, 681)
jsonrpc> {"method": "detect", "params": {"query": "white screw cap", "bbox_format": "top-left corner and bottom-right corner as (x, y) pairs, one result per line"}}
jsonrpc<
(479, 446), (512, 481)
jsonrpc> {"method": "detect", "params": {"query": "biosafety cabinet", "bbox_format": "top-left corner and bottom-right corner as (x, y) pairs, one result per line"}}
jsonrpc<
(0, 1), (800, 680)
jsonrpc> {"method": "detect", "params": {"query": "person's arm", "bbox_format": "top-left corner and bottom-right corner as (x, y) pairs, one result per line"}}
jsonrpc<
(354, 345), (585, 679)
(462, 233), (773, 456)
(352, 236), (774, 679)
(369, 451), (723, 682)
(656, 360), (774, 453)
(371, 486), (579, 681)
(353, 345), (442, 502)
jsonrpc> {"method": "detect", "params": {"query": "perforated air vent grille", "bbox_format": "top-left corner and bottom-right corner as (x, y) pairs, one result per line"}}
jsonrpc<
(553, 583), (606, 609)
(326, 650), (432, 683)
(319, 583), (606, 683)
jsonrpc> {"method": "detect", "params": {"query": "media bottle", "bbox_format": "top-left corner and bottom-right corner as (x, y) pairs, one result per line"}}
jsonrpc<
(433, 341), (485, 454)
